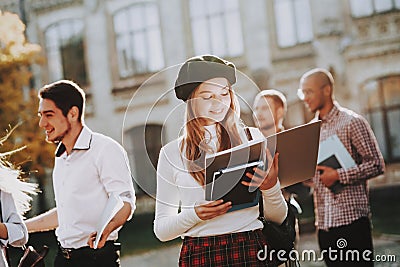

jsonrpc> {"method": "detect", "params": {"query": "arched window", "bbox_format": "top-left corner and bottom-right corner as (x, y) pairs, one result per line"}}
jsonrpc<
(45, 20), (88, 86)
(362, 75), (400, 163)
(125, 124), (163, 196)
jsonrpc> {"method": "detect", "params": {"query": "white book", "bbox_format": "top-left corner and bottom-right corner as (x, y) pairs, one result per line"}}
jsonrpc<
(205, 138), (266, 159)
(317, 134), (356, 169)
(93, 193), (124, 249)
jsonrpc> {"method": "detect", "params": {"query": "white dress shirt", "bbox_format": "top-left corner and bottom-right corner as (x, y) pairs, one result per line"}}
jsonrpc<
(0, 191), (28, 267)
(53, 126), (136, 248)
(154, 126), (287, 241)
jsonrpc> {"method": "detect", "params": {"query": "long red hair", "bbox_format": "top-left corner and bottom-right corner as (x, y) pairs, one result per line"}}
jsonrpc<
(180, 84), (243, 186)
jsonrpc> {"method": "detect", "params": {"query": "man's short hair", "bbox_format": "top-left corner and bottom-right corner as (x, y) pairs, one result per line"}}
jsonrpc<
(38, 80), (85, 122)
(253, 89), (287, 114)
(300, 68), (335, 88)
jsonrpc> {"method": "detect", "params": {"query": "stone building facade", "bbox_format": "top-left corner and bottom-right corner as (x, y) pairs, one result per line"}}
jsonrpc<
(1, 0), (399, 210)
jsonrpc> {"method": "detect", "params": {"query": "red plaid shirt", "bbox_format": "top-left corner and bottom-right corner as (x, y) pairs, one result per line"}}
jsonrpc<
(311, 102), (385, 230)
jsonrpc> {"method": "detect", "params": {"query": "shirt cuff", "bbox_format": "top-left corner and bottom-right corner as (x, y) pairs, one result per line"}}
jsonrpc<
(337, 168), (349, 185)
(260, 180), (287, 224)
(260, 179), (281, 197)
(2, 223), (26, 246)
(119, 191), (136, 220)
(185, 206), (203, 224)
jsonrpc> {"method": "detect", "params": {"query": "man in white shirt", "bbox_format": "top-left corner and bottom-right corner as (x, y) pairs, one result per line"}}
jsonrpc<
(252, 89), (305, 248)
(25, 80), (136, 267)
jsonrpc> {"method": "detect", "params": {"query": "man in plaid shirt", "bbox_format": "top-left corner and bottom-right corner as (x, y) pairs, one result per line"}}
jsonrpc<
(298, 68), (385, 267)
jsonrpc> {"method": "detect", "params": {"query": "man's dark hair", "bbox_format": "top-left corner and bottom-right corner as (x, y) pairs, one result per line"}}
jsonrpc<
(38, 80), (85, 122)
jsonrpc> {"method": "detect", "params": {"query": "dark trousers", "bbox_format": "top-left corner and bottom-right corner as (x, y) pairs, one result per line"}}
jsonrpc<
(318, 217), (373, 267)
(54, 241), (121, 267)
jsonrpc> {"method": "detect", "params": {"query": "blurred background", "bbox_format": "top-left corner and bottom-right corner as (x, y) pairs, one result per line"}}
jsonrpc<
(0, 0), (399, 266)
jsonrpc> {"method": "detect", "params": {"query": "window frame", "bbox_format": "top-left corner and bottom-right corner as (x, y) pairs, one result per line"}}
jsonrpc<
(113, 2), (165, 78)
(363, 76), (400, 163)
(349, 0), (400, 18)
(188, 0), (244, 57)
(44, 19), (89, 86)
(273, 0), (314, 48)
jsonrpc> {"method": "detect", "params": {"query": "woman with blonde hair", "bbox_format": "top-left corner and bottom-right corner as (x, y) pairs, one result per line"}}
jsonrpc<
(154, 55), (287, 266)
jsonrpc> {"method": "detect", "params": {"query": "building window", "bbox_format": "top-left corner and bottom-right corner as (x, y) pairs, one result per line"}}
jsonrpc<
(45, 20), (88, 86)
(113, 3), (164, 78)
(189, 0), (244, 57)
(362, 76), (400, 163)
(274, 0), (313, 48)
(125, 124), (162, 196)
(350, 0), (400, 17)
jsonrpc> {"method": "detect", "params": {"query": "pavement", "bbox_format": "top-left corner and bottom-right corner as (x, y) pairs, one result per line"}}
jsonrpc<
(121, 172), (400, 266)
(121, 232), (400, 267)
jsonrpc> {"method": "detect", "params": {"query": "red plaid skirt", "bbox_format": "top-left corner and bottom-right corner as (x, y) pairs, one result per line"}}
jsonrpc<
(179, 229), (277, 267)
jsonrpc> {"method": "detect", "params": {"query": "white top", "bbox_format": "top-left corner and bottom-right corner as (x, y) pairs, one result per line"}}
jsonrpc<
(53, 126), (136, 248)
(154, 126), (287, 241)
(0, 191), (28, 267)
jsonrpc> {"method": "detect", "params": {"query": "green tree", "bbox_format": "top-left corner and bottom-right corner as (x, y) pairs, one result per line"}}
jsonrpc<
(0, 10), (54, 213)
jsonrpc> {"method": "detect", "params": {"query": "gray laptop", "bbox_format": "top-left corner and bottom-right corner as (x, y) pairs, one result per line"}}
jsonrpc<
(266, 120), (321, 188)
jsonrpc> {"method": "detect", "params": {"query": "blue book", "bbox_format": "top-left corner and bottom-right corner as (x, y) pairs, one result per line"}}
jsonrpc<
(205, 139), (266, 212)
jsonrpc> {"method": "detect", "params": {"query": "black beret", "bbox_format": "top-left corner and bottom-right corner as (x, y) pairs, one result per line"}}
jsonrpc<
(174, 55), (236, 101)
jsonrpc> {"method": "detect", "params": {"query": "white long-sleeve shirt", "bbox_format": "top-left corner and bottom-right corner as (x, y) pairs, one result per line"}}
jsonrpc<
(154, 126), (287, 241)
(0, 191), (28, 267)
(53, 126), (136, 248)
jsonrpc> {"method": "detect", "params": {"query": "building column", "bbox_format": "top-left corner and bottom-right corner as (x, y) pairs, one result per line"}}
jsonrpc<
(83, 0), (119, 140)
(241, 0), (273, 89)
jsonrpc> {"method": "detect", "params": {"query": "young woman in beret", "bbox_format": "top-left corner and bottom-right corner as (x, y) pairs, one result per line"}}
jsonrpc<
(154, 55), (287, 266)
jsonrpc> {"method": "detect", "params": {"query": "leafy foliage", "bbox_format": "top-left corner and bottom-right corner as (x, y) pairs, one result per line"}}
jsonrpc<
(0, 11), (54, 188)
